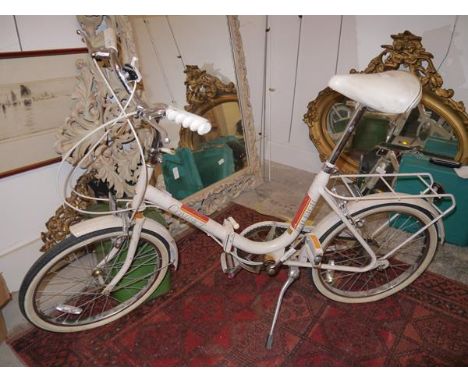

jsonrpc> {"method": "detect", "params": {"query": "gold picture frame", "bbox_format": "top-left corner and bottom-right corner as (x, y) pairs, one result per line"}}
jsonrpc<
(0, 48), (87, 178)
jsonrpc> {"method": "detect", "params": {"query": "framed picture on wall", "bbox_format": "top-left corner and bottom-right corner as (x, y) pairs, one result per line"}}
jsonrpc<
(0, 48), (87, 178)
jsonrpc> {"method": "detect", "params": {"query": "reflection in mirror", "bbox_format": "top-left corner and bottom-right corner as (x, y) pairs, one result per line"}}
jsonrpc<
(326, 96), (460, 165)
(203, 102), (247, 170)
(165, 66), (247, 200)
(189, 101), (246, 169)
(130, 17), (252, 201)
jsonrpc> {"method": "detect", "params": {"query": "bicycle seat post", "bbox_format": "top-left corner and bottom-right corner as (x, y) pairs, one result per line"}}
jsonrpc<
(327, 103), (366, 166)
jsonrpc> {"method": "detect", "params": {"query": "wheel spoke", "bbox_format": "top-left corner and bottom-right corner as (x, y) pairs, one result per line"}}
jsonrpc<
(316, 206), (434, 301)
(27, 230), (168, 330)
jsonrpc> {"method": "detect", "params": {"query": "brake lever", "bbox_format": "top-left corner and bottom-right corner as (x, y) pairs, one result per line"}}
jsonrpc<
(146, 143), (175, 164)
(140, 108), (171, 145)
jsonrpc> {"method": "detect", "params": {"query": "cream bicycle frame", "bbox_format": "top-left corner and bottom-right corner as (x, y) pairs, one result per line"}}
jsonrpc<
(68, 99), (455, 294)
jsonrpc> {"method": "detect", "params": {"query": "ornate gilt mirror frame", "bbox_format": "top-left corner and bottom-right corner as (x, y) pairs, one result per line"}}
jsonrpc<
(179, 64), (238, 150)
(304, 30), (468, 173)
(41, 15), (260, 250)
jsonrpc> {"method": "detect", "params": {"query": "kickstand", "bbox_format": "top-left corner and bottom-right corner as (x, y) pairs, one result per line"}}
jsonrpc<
(265, 266), (300, 350)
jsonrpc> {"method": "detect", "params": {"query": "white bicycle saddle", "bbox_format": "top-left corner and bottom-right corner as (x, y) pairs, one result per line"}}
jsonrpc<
(328, 70), (422, 114)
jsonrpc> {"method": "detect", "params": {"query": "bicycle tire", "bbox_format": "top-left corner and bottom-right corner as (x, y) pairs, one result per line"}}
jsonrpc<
(312, 203), (438, 303)
(20, 227), (170, 332)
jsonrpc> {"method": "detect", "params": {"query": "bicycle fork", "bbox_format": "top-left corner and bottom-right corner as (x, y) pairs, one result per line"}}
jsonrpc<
(98, 215), (146, 295)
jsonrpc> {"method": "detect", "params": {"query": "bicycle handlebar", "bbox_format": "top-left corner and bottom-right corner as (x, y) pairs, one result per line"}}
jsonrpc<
(77, 26), (212, 136)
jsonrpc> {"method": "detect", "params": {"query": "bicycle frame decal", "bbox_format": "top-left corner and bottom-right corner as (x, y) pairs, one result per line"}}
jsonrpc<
(290, 194), (312, 231)
(180, 204), (210, 224)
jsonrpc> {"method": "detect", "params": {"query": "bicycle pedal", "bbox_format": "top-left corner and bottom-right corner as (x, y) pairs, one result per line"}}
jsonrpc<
(265, 260), (281, 276)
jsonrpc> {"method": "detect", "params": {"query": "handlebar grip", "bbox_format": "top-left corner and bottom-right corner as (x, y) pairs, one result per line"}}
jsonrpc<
(166, 106), (212, 135)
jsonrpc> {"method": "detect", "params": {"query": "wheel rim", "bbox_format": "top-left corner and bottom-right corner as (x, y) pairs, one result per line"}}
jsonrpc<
(31, 232), (165, 327)
(317, 208), (431, 299)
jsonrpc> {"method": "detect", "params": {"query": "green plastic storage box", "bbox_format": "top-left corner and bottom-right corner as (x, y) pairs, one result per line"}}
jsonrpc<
(202, 135), (246, 171)
(162, 148), (204, 200)
(110, 252), (171, 303)
(395, 153), (468, 246)
(351, 116), (389, 152)
(193, 144), (235, 187)
(423, 136), (458, 159)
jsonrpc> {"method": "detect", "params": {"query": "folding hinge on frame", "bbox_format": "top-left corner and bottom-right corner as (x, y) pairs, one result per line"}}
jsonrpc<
(223, 231), (235, 253)
(222, 217), (239, 253)
(220, 218), (240, 277)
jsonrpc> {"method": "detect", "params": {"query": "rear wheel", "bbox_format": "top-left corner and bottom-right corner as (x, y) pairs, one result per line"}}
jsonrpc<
(312, 203), (438, 303)
(20, 227), (170, 332)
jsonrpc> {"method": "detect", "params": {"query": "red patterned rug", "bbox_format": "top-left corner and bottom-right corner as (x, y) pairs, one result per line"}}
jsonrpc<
(8, 204), (468, 366)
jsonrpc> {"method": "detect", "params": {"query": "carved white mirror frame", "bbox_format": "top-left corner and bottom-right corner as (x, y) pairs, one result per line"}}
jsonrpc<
(182, 16), (261, 214)
(41, 16), (261, 249)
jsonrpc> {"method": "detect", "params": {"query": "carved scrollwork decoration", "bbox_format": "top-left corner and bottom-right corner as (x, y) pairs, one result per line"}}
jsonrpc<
(304, 30), (468, 173)
(353, 31), (459, 103)
(303, 87), (337, 164)
(198, 174), (257, 215)
(179, 65), (238, 149)
(184, 64), (237, 108)
(54, 16), (154, 198)
(353, 30), (467, 125)
(42, 16), (155, 251)
(40, 171), (96, 252)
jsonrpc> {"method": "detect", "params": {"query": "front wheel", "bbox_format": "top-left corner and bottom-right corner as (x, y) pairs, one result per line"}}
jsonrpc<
(20, 227), (170, 332)
(312, 203), (439, 303)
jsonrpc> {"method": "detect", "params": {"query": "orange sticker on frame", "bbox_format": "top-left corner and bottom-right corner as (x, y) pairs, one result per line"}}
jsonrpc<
(291, 194), (311, 230)
(180, 205), (210, 224)
(310, 234), (322, 250)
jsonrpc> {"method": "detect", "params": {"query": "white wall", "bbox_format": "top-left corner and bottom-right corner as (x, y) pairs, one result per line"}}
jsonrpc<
(0, 15), (83, 52)
(0, 164), (63, 290)
(239, 15), (468, 174)
(0, 16), (21, 52)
